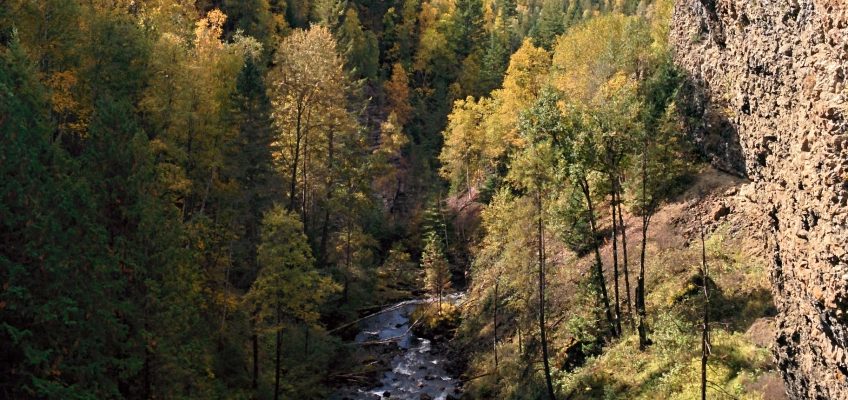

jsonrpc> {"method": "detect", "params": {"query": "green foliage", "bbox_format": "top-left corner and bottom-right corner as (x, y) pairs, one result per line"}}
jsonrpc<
(411, 302), (461, 337)
(225, 55), (280, 289)
(0, 35), (129, 399)
(221, 0), (274, 50)
(422, 232), (451, 306)
(0, 1), (746, 399)
(337, 8), (379, 81)
(246, 206), (339, 398)
(448, 0), (485, 58)
(376, 244), (419, 300)
(531, 0), (566, 50)
(549, 187), (593, 254)
(556, 317), (771, 400)
(248, 206), (337, 324)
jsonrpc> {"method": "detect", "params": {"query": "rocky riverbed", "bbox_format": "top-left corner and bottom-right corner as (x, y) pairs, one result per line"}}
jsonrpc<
(333, 296), (463, 400)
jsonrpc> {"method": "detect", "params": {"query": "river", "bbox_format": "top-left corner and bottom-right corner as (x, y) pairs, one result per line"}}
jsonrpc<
(333, 295), (463, 400)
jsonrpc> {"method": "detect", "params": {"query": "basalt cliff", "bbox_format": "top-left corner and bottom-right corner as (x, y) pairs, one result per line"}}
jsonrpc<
(671, 1), (848, 398)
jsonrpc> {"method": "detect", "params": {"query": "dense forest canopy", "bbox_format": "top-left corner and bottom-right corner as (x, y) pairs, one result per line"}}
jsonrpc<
(1, 0), (781, 399)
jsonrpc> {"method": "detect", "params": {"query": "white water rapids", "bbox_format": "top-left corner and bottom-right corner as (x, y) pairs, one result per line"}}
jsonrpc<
(334, 294), (463, 400)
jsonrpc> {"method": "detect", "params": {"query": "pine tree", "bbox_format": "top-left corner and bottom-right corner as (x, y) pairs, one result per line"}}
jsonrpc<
(337, 8), (379, 81)
(221, 0), (274, 50)
(224, 55), (281, 391)
(0, 34), (131, 400)
(449, 0), (485, 59)
(246, 205), (337, 400)
(226, 56), (280, 289)
(511, 90), (561, 400)
(531, 0), (566, 50)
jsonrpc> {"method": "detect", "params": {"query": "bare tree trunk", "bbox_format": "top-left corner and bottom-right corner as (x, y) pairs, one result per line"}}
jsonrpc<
(252, 317), (259, 390)
(318, 128), (335, 267)
(517, 324), (523, 355)
(637, 140), (651, 350)
(700, 227), (710, 400)
(288, 105), (304, 212)
(493, 279), (499, 378)
(274, 306), (282, 400)
(344, 217), (352, 303)
(301, 124), (309, 222)
(536, 190), (556, 400)
(616, 187), (634, 329)
(637, 212), (650, 349)
(610, 179), (622, 336)
(581, 178), (616, 337)
(304, 324), (310, 358)
(438, 190), (449, 250)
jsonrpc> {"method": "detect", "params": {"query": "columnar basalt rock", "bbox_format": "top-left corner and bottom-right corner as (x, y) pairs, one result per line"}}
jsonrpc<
(671, 1), (848, 399)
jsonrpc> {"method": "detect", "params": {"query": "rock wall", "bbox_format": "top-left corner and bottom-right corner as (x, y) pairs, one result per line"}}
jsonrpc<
(670, 1), (848, 399)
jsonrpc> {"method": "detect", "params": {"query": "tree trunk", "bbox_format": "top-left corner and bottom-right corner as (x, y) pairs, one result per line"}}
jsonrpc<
(493, 279), (499, 378)
(610, 180), (622, 336)
(517, 324), (523, 355)
(581, 178), (616, 337)
(274, 306), (282, 400)
(344, 218), (352, 303)
(637, 213), (650, 349)
(616, 187), (634, 329)
(304, 324), (310, 358)
(318, 128), (335, 267)
(252, 321), (259, 390)
(288, 105), (304, 212)
(700, 227), (710, 400)
(637, 142), (651, 350)
(536, 190), (556, 400)
(301, 116), (310, 223)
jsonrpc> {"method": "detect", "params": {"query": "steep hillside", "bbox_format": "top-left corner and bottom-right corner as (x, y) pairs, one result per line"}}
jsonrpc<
(455, 165), (789, 399)
(671, 1), (848, 398)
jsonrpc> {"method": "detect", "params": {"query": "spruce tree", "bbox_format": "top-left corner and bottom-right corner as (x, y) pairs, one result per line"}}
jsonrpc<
(226, 56), (279, 289)
(422, 232), (451, 313)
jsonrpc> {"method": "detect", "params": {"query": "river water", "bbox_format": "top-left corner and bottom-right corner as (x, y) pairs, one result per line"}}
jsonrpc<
(334, 296), (462, 400)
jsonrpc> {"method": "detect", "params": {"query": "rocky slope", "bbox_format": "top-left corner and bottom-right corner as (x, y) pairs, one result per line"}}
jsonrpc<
(670, 1), (848, 398)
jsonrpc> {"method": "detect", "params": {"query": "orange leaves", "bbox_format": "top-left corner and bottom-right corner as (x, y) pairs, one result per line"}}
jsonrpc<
(47, 71), (77, 114)
(194, 9), (226, 55)
(47, 70), (90, 138)
(384, 63), (413, 126)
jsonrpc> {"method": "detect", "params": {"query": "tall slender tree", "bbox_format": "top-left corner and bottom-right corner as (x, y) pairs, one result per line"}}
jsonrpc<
(422, 232), (451, 312)
(512, 91), (562, 399)
(270, 26), (347, 215)
(246, 206), (337, 400)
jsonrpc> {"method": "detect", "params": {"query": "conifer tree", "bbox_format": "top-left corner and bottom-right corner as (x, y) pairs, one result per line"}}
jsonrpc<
(422, 232), (451, 313)
(0, 35), (131, 399)
(449, 0), (484, 58)
(337, 8), (379, 81)
(246, 205), (337, 400)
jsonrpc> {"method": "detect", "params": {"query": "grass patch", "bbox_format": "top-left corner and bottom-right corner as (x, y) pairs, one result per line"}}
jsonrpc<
(411, 302), (461, 338)
(557, 317), (771, 399)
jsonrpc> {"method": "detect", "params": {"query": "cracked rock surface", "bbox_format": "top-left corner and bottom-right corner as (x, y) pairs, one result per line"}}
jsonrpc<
(671, 1), (848, 398)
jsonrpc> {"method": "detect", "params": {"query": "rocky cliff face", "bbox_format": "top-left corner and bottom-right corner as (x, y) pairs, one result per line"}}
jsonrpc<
(670, 1), (848, 398)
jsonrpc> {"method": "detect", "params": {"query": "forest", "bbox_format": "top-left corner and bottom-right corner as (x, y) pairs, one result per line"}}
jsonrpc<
(1, 0), (784, 399)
